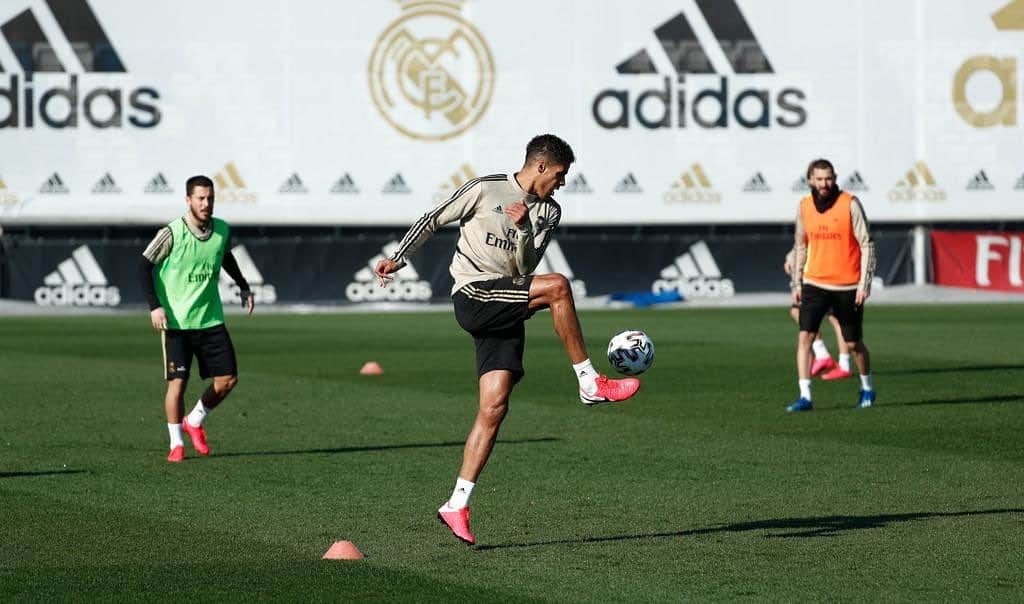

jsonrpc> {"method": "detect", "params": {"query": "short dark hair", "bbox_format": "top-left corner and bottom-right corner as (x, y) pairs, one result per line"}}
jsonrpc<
(525, 134), (575, 168)
(806, 158), (835, 178)
(185, 175), (214, 197)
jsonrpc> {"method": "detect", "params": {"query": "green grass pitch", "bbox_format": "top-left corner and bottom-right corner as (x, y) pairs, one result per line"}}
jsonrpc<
(1, 304), (1022, 601)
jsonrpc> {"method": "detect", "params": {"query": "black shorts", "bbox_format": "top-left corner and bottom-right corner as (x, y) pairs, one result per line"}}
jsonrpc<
(798, 284), (863, 342)
(453, 276), (534, 381)
(162, 324), (238, 381)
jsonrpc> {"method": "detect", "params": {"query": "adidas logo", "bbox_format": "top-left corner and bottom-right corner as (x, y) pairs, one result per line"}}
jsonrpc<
(664, 163), (721, 203)
(562, 174), (593, 194)
(382, 173), (411, 194)
(742, 172), (771, 193)
(144, 173), (173, 194)
(218, 245), (277, 304)
(843, 171), (869, 192)
(0, 175), (19, 205)
(791, 175), (810, 193)
(434, 164), (476, 203)
(34, 245), (120, 306)
(954, 2), (1024, 127)
(534, 240), (587, 298)
(0, 0), (161, 129)
(593, 0), (807, 130)
(40, 172), (69, 194)
(346, 241), (431, 302)
(652, 240), (735, 298)
(91, 173), (121, 194)
(614, 172), (643, 193)
(330, 173), (360, 194)
(279, 173), (308, 194)
(889, 161), (947, 202)
(492, 205), (504, 213)
(967, 170), (995, 191)
(213, 162), (257, 203)
(1015, 173), (1024, 190)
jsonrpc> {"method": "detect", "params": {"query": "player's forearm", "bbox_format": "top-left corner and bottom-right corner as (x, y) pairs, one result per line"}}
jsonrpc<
(858, 240), (876, 293)
(221, 250), (250, 291)
(137, 256), (161, 310)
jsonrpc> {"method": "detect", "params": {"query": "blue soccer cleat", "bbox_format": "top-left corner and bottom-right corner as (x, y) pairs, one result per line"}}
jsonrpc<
(787, 397), (813, 412)
(856, 390), (876, 409)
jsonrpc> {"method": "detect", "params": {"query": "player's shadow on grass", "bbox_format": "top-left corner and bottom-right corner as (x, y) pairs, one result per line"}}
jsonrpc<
(880, 364), (1024, 376)
(895, 393), (1023, 407)
(0, 469), (87, 479)
(476, 508), (1024, 550)
(212, 437), (560, 459)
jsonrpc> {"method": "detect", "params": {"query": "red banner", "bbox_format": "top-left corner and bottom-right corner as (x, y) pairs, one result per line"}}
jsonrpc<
(931, 230), (1024, 292)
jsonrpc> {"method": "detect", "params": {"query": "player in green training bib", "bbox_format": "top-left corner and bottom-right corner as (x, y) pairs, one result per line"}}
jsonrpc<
(138, 175), (255, 463)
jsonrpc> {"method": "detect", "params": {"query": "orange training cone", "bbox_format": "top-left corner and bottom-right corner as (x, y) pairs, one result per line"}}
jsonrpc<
(322, 540), (364, 560)
(360, 361), (384, 376)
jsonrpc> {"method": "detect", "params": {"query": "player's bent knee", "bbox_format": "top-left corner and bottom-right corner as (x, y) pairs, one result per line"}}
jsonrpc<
(215, 375), (238, 391)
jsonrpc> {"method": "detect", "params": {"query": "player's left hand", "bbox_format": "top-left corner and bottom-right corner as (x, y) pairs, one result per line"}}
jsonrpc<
(855, 288), (869, 305)
(241, 290), (255, 315)
(504, 198), (528, 228)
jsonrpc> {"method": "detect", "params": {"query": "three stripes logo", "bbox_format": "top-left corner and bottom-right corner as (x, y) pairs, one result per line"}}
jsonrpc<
(966, 168), (991, 190)
(40, 172), (68, 194)
(742, 172), (770, 193)
(1015, 173), (1024, 190)
(218, 245), (277, 304)
(592, 0), (807, 130)
(614, 172), (643, 193)
(967, 170), (995, 191)
(562, 174), (593, 194)
(433, 164), (475, 203)
(91, 173), (121, 194)
(383, 173), (411, 194)
(346, 241), (432, 302)
(330, 173), (360, 194)
(0, 0), (161, 129)
(843, 171), (869, 192)
(889, 161), (947, 202)
(144, 173), (173, 194)
(0, 175), (19, 205)
(534, 240), (587, 298)
(791, 175), (809, 193)
(651, 240), (735, 298)
(213, 162), (257, 203)
(664, 163), (721, 203)
(279, 173), (308, 194)
(34, 245), (120, 306)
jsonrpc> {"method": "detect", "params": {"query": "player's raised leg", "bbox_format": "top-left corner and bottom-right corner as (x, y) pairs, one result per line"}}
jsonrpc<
(437, 370), (514, 545)
(527, 273), (640, 405)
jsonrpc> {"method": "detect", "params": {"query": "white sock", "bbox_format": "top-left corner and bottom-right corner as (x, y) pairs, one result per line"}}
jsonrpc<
(573, 359), (598, 395)
(447, 477), (475, 509)
(798, 379), (812, 400)
(839, 354), (851, 372)
(812, 339), (830, 359)
(168, 423), (183, 449)
(187, 400), (208, 427)
(860, 374), (874, 391)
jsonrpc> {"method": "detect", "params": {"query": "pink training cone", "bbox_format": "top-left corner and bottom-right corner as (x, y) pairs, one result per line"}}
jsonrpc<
(360, 361), (384, 376)
(322, 540), (364, 560)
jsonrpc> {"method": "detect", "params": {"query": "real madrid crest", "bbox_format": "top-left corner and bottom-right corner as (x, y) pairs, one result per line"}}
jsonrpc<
(368, 0), (496, 141)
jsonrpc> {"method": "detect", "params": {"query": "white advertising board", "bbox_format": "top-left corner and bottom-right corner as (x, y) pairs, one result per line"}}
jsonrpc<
(1, 0), (1022, 225)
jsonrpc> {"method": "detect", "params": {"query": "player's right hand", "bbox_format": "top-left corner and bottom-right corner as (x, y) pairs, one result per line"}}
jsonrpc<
(150, 307), (168, 331)
(791, 289), (801, 307)
(374, 259), (398, 288)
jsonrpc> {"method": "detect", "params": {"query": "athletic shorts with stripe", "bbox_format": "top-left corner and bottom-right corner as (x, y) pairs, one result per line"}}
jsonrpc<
(798, 284), (863, 343)
(452, 276), (535, 382)
(162, 324), (238, 381)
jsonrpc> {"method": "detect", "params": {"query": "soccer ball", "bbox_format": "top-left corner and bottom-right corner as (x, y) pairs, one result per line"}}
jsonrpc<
(607, 329), (655, 376)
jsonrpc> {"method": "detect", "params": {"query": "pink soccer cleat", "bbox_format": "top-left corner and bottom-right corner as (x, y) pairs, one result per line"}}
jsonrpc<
(579, 375), (641, 406)
(437, 504), (475, 545)
(167, 445), (185, 463)
(182, 419), (210, 456)
(822, 367), (853, 381)
(810, 357), (837, 377)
